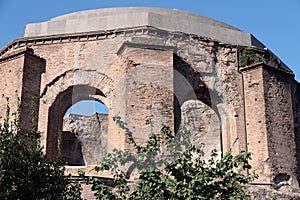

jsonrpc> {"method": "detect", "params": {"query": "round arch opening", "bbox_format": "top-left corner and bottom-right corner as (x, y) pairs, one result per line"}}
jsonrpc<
(46, 85), (109, 166)
(62, 99), (109, 166)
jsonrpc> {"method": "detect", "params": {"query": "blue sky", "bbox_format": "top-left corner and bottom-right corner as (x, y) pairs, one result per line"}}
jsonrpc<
(1, 0), (299, 115)
(64, 100), (108, 116)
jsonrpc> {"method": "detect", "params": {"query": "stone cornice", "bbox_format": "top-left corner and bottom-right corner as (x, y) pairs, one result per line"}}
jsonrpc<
(117, 41), (177, 56)
(0, 26), (232, 59)
(0, 26), (167, 58)
(239, 62), (295, 77)
(0, 26), (294, 79)
(0, 47), (46, 65)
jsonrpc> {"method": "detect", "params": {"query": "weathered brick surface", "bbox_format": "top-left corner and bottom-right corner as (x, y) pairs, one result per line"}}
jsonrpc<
(243, 66), (271, 183)
(0, 52), (24, 120)
(246, 185), (300, 200)
(0, 48), (44, 132)
(241, 64), (299, 186)
(263, 67), (298, 187)
(0, 15), (299, 198)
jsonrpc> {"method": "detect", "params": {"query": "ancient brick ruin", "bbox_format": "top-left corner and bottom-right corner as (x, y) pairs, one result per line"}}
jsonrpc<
(0, 7), (299, 193)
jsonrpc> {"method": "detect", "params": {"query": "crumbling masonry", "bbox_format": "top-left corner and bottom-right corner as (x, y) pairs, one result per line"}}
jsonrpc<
(0, 7), (300, 190)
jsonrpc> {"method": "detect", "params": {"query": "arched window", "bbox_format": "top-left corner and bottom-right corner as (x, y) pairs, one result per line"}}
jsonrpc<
(61, 100), (109, 166)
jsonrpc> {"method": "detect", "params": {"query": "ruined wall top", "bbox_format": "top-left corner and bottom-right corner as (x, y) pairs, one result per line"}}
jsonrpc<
(24, 7), (264, 47)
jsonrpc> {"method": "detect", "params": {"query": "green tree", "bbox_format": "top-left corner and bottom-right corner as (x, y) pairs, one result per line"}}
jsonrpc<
(0, 100), (79, 199)
(80, 109), (258, 199)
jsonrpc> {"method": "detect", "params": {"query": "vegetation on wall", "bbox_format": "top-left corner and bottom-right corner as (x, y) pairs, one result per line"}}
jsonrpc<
(240, 47), (265, 66)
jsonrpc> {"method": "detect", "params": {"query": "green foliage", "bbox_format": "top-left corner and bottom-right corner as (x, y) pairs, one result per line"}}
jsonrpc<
(265, 196), (277, 200)
(271, 183), (281, 190)
(241, 47), (265, 66)
(64, 180), (83, 200)
(0, 100), (258, 199)
(0, 99), (78, 199)
(80, 109), (258, 199)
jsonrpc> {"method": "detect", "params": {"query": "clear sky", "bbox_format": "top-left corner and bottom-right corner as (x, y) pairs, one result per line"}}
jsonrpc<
(1, 0), (299, 115)
(64, 100), (109, 116)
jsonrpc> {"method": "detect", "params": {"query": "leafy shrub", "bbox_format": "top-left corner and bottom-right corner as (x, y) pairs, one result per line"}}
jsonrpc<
(241, 47), (265, 66)
(80, 111), (258, 200)
(0, 100), (76, 199)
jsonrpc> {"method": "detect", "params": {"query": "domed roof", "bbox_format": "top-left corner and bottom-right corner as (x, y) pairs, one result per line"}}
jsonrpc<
(24, 7), (264, 47)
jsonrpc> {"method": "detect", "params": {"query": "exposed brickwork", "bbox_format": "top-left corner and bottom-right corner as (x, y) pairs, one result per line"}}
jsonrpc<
(263, 67), (298, 187)
(0, 47), (44, 132)
(0, 51), (24, 121)
(243, 66), (271, 183)
(246, 185), (300, 200)
(0, 20), (299, 198)
(241, 64), (299, 186)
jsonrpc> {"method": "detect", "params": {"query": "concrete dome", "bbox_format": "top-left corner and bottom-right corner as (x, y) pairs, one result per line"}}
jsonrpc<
(24, 7), (264, 47)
